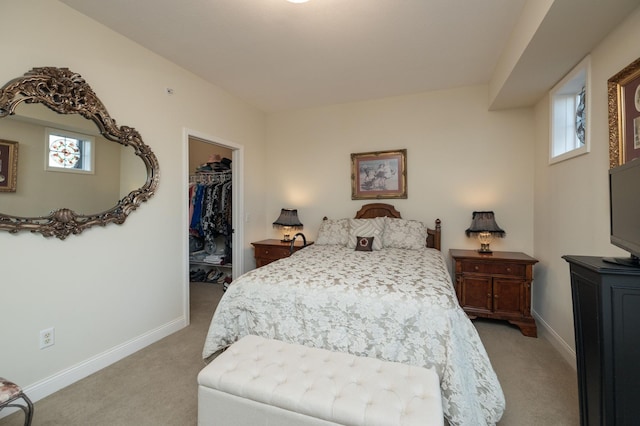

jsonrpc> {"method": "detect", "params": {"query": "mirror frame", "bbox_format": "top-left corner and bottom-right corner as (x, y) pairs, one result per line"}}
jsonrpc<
(0, 67), (159, 239)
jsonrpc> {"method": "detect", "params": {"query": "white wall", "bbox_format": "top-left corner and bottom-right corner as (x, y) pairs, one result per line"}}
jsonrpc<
(0, 0), (265, 402)
(533, 6), (640, 364)
(265, 85), (536, 259)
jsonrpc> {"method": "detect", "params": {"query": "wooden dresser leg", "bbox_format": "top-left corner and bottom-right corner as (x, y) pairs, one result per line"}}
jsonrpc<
(509, 320), (537, 337)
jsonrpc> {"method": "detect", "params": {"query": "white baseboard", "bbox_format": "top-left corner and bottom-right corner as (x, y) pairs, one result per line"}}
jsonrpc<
(0, 316), (186, 419)
(532, 310), (576, 370)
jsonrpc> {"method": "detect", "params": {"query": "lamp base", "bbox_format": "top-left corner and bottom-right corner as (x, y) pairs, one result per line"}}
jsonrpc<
(280, 233), (292, 242)
(478, 243), (492, 254)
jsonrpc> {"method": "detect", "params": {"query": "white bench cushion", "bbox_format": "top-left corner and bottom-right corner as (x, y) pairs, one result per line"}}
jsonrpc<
(198, 335), (443, 426)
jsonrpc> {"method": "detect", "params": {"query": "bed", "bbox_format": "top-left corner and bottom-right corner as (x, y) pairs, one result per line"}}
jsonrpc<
(202, 203), (505, 426)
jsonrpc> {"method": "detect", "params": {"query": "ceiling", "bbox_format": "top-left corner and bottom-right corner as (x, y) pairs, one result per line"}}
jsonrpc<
(59, 0), (640, 113)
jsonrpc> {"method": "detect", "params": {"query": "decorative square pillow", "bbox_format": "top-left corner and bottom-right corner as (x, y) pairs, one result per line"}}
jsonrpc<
(347, 217), (385, 250)
(315, 218), (349, 246)
(382, 218), (427, 250)
(355, 236), (374, 251)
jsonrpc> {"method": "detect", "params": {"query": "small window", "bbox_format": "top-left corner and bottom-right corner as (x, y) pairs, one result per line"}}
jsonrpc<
(45, 128), (94, 174)
(549, 56), (590, 164)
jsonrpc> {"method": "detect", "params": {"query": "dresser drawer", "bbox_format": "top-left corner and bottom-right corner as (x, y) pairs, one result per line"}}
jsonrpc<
(254, 245), (291, 260)
(460, 261), (525, 277)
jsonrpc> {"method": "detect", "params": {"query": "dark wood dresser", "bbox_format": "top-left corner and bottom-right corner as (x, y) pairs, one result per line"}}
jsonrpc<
(252, 239), (313, 268)
(450, 249), (538, 337)
(563, 255), (640, 425)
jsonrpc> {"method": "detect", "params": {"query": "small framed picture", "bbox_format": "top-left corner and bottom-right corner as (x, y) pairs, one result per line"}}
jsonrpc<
(0, 139), (18, 192)
(351, 149), (407, 200)
(608, 57), (640, 167)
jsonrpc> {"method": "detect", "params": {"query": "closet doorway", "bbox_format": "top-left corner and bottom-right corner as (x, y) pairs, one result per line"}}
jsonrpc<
(186, 131), (243, 323)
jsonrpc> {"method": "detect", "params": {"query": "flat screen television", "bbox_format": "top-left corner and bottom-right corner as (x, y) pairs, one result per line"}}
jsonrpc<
(606, 158), (640, 267)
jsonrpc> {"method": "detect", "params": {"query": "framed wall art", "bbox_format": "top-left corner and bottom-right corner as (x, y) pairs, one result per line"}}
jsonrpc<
(0, 139), (18, 192)
(608, 57), (640, 168)
(351, 149), (407, 200)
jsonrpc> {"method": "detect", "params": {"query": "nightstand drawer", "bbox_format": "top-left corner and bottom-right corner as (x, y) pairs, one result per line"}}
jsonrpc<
(253, 239), (314, 268)
(254, 245), (290, 260)
(460, 261), (525, 277)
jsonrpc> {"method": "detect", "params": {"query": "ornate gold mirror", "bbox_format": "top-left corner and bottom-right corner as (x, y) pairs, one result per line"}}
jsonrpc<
(0, 67), (159, 239)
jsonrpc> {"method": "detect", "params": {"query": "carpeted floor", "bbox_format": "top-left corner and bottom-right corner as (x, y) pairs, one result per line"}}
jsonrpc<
(0, 282), (579, 425)
(474, 319), (579, 425)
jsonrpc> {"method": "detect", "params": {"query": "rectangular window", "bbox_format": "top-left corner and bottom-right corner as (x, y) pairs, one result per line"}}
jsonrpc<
(45, 128), (95, 174)
(549, 56), (590, 164)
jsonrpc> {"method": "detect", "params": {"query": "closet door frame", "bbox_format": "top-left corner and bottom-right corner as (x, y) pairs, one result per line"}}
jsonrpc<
(183, 128), (244, 325)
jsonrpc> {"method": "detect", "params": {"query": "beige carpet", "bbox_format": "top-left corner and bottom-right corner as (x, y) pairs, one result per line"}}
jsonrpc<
(474, 319), (579, 425)
(0, 282), (579, 425)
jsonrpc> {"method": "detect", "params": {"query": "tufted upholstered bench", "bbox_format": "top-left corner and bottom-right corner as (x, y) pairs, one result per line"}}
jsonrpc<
(197, 335), (443, 426)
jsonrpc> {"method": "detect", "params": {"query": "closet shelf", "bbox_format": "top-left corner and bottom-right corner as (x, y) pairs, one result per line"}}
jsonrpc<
(190, 260), (232, 269)
(190, 170), (231, 184)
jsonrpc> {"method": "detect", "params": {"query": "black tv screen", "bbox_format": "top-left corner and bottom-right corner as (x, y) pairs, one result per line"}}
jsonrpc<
(608, 159), (640, 267)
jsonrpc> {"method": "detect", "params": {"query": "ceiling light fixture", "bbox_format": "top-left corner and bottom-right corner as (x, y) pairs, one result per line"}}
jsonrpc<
(287, 0), (309, 3)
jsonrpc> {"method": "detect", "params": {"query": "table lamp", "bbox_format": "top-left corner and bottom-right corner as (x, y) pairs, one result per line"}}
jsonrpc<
(465, 211), (505, 253)
(272, 208), (303, 242)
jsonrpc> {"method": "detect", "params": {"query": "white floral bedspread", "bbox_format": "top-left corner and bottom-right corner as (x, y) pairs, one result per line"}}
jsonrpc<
(202, 245), (505, 425)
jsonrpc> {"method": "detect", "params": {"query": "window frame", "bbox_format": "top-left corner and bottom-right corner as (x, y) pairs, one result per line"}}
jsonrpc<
(44, 127), (95, 174)
(549, 55), (591, 165)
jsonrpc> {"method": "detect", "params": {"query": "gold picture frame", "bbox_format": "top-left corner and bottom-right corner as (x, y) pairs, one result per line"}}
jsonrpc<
(351, 149), (407, 200)
(0, 139), (18, 192)
(608, 57), (640, 168)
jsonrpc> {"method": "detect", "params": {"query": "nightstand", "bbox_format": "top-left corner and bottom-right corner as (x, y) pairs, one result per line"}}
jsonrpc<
(252, 239), (314, 268)
(450, 249), (539, 337)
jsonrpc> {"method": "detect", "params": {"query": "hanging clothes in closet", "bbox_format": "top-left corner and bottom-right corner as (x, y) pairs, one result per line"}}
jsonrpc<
(189, 170), (232, 263)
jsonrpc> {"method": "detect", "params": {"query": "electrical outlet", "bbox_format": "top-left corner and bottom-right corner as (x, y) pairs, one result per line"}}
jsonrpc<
(40, 327), (55, 349)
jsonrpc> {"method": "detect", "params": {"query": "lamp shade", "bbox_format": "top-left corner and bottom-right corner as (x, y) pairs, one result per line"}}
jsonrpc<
(272, 209), (303, 229)
(465, 211), (505, 237)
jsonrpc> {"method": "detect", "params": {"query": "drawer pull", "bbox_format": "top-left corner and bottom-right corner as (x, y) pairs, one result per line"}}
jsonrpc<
(265, 249), (269, 254)
(506, 267), (511, 272)
(474, 266), (479, 271)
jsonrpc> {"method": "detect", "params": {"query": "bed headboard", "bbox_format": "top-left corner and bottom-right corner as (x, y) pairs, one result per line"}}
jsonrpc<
(355, 203), (442, 251)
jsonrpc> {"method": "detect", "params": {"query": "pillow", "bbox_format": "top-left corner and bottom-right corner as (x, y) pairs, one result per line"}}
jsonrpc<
(347, 217), (385, 250)
(382, 218), (427, 250)
(355, 236), (374, 251)
(315, 218), (349, 246)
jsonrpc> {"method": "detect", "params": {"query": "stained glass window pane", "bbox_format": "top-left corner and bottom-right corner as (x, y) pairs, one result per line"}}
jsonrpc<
(49, 136), (82, 168)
